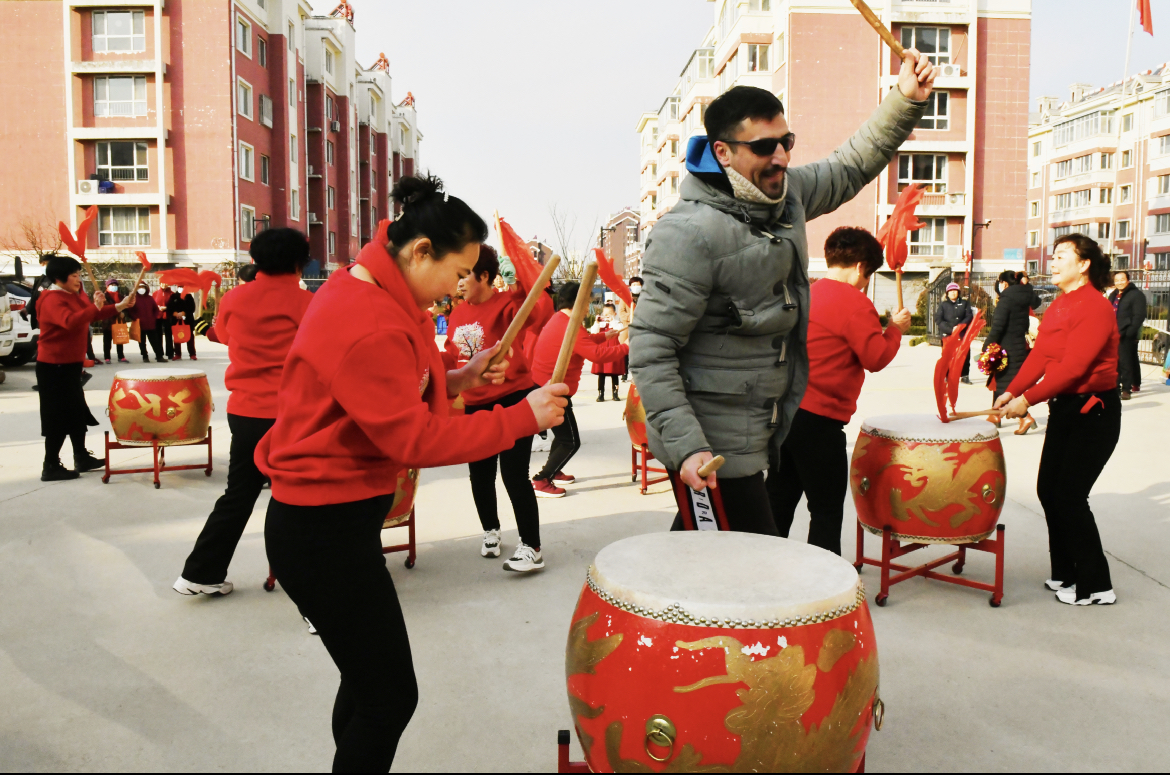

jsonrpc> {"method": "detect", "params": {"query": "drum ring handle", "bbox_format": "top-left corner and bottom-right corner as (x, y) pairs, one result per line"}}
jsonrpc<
(873, 694), (885, 731)
(644, 715), (676, 763)
(860, 477), (871, 495)
(166, 407), (177, 419)
(981, 484), (996, 504)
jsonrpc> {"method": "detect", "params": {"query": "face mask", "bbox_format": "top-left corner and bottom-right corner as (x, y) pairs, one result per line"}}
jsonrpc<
(107, 286), (117, 293)
(137, 287), (146, 295)
(169, 286), (177, 292)
(630, 284), (642, 295)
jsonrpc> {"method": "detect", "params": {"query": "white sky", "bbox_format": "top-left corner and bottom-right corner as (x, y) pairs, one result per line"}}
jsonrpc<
(313, 0), (1168, 249)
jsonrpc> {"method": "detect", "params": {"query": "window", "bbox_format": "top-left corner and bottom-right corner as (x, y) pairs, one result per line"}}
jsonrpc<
(1054, 193), (1071, 210)
(325, 49), (334, 75)
(898, 154), (947, 192)
(1027, 260), (1039, 275)
(1032, 141), (1042, 157)
(669, 176), (678, 195)
(1054, 154), (1091, 178)
(94, 76), (147, 117)
(698, 49), (714, 79)
(328, 186), (336, 210)
(900, 27), (950, 65)
(259, 94), (273, 128)
(258, 37), (267, 68)
(291, 189), (300, 220)
(1117, 220), (1130, 239)
(1114, 254), (1130, 270)
(326, 98), (333, 119)
(238, 142), (254, 181)
(1158, 136), (1170, 157)
(1029, 201), (1039, 217)
(1156, 90), (1170, 118)
(1120, 185), (1132, 203)
(1072, 189), (1091, 207)
(1031, 171), (1040, 188)
(98, 206), (149, 246)
(238, 79), (253, 119)
(96, 141), (148, 181)
(1098, 222), (1110, 239)
(908, 217), (946, 256)
(288, 21), (294, 51)
(241, 206), (256, 242)
(289, 78), (296, 107)
(327, 141), (335, 165)
(1053, 111), (1114, 147)
(236, 16), (251, 57)
(749, 0), (770, 9)
(1159, 175), (1170, 195)
(1028, 231), (1038, 247)
(1100, 187), (1113, 204)
(918, 91), (949, 130)
(1121, 150), (1132, 167)
(665, 95), (680, 121)
(1122, 113), (1133, 132)
(746, 44), (770, 72)
(1100, 152), (1113, 170)
(329, 231), (336, 255)
(93, 10), (145, 53)
(1071, 223), (1091, 236)
(1156, 214), (1170, 234)
(290, 134), (297, 163)
(260, 154), (270, 185)
(670, 139), (679, 158)
(1053, 225), (1071, 239)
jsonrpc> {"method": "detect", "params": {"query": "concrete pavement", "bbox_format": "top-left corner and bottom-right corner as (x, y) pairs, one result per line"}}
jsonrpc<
(0, 341), (1167, 771)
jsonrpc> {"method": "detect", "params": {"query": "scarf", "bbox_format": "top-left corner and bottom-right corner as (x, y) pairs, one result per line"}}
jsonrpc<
(726, 167), (787, 206)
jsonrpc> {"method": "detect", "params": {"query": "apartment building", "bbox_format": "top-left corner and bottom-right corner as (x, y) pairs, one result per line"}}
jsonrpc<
(637, 0), (1031, 293)
(600, 208), (641, 279)
(0, 0), (420, 271)
(1026, 64), (1170, 275)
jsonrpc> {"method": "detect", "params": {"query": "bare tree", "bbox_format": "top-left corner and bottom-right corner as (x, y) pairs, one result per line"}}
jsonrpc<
(548, 203), (602, 282)
(0, 213), (64, 274)
(548, 203), (577, 264)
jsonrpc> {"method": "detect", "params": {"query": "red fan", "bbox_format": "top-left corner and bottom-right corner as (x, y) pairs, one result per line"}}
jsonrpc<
(592, 247), (633, 308)
(158, 268), (202, 292)
(947, 309), (986, 412)
(934, 323), (965, 422)
(496, 214), (548, 295)
(58, 206), (100, 290)
(130, 251), (152, 294)
(876, 184), (926, 311)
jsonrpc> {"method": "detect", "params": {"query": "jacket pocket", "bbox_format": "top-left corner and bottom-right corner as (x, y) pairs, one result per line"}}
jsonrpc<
(681, 366), (754, 454)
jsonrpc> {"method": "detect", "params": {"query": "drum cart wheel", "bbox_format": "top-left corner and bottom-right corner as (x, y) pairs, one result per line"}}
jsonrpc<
(404, 558), (415, 569)
(263, 577), (276, 592)
(875, 593), (889, 607)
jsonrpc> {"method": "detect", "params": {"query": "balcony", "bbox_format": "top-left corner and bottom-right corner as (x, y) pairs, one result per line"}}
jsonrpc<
(72, 59), (163, 75)
(1049, 204), (1113, 223)
(74, 191), (169, 207)
(881, 192), (966, 217)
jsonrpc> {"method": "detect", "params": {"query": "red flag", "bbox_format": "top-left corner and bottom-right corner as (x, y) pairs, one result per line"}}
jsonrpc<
(592, 247), (633, 308)
(497, 216), (547, 294)
(1139, 0), (1153, 35)
(58, 206), (99, 261)
(947, 309), (986, 413)
(934, 324), (964, 422)
(876, 184), (926, 272)
(135, 251), (151, 270)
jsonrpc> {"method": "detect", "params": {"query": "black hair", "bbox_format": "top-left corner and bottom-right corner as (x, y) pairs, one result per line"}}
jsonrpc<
(628, 276), (643, 285)
(1053, 234), (1111, 291)
(45, 254), (81, 284)
(250, 228), (310, 275)
(824, 227), (884, 277)
(1113, 270), (1130, 281)
(998, 270), (1020, 286)
(556, 282), (579, 312)
(472, 244), (499, 284)
(237, 263), (259, 283)
(704, 86), (785, 143)
(604, 302), (616, 311)
(386, 174), (488, 259)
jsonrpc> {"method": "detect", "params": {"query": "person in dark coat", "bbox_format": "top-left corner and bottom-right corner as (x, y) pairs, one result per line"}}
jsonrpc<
(935, 282), (974, 382)
(1109, 271), (1146, 399)
(165, 287), (198, 360)
(125, 280), (166, 362)
(984, 270), (1038, 434)
(99, 276), (128, 364)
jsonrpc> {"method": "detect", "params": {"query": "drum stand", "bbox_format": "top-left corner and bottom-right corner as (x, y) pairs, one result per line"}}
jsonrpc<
(263, 507), (416, 592)
(855, 523), (1005, 608)
(101, 427), (213, 489)
(630, 443), (668, 495)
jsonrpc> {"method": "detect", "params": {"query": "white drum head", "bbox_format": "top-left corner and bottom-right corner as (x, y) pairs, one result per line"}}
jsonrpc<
(590, 532), (860, 626)
(860, 413), (998, 443)
(114, 368), (206, 380)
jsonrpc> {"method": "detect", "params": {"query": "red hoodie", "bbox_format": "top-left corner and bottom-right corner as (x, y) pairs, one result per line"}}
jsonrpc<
(530, 310), (628, 395)
(800, 278), (902, 423)
(444, 287), (536, 406)
(36, 288), (118, 364)
(209, 272), (314, 419)
(256, 241), (540, 506)
(1007, 283), (1119, 405)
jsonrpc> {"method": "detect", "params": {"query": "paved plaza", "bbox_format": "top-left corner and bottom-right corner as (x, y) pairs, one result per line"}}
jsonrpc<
(0, 341), (1167, 772)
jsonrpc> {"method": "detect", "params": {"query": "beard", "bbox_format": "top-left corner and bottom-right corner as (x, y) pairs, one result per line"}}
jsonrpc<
(755, 166), (787, 197)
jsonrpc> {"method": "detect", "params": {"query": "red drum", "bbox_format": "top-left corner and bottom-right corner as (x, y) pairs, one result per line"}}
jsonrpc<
(567, 532), (881, 773)
(108, 368), (213, 446)
(624, 383), (647, 447)
(385, 468), (419, 528)
(850, 413), (1006, 544)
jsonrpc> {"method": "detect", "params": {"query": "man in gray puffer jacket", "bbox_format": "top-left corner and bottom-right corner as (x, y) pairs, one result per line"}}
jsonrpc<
(630, 50), (936, 534)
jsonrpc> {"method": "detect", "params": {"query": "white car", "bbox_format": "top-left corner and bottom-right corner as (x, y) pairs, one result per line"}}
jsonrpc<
(0, 289), (14, 381)
(2, 281), (38, 366)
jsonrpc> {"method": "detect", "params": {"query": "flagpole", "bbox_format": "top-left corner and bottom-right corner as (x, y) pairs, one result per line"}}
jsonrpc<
(1106, 0), (1138, 265)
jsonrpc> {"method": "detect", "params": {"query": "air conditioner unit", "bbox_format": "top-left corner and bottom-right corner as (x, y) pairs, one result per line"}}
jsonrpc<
(938, 64), (962, 78)
(331, 120), (341, 132)
(77, 179), (98, 195)
(309, 212), (320, 224)
(308, 165), (314, 175)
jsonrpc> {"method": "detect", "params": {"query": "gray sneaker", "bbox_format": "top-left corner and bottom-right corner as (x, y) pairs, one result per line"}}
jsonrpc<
(503, 542), (545, 573)
(481, 529), (502, 558)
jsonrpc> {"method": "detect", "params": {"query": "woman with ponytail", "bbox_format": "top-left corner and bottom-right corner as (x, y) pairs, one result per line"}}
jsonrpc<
(995, 234), (1121, 607)
(257, 175), (569, 771)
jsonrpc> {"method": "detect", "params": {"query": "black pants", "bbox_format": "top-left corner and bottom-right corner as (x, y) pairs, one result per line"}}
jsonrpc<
(37, 361), (96, 467)
(597, 374), (619, 393)
(767, 408), (848, 555)
(959, 346), (971, 378)
(266, 494), (417, 773)
(466, 388), (540, 548)
(670, 471), (780, 535)
(535, 397), (579, 481)
(1037, 390), (1121, 598)
(182, 415), (275, 584)
(1118, 336), (1141, 392)
(102, 328), (125, 361)
(138, 328), (165, 361)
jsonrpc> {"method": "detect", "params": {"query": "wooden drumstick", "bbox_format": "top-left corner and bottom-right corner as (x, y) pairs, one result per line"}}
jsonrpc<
(487, 255), (560, 368)
(550, 260), (598, 385)
(848, 0), (906, 59)
(947, 409), (1003, 421)
(697, 455), (725, 478)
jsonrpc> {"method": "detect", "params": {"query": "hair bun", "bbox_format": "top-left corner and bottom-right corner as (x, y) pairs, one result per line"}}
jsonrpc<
(392, 174), (444, 207)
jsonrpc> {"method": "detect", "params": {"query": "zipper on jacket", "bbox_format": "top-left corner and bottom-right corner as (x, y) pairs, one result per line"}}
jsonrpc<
(739, 204), (752, 223)
(768, 399), (780, 429)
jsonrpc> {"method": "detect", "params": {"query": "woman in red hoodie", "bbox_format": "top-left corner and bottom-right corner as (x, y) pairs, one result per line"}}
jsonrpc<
(35, 255), (134, 481)
(174, 228), (314, 598)
(257, 176), (567, 772)
(445, 245), (546, 571)
(995, 234), (1121, 606)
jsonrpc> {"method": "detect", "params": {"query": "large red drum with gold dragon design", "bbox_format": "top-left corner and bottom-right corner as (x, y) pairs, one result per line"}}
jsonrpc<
(385, 468), (420, 528)
(624, 383), (648, 447)
(850, 414), (1006, 545)
(108, 368), (213, 446)
(566, 532), (881, 773)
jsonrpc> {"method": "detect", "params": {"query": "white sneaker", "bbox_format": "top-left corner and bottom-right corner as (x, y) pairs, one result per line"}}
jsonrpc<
(303, 616), (318, 635)
(1044, 579), (1074, 592)
(531, 434), (551, 453)
(173, 576), (234, 596)
(1056, 587), (1116, 606)
(481, 529), (502, 558)
(503, 542), (545, 573)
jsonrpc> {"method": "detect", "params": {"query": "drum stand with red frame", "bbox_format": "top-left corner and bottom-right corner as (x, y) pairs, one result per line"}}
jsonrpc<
(630, 443), (669, 495)
(101, 427), (213, 489)
(855, 522), (1005, 608)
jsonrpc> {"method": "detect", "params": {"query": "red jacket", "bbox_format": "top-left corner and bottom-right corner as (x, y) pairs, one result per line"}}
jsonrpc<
(36, 288), (117, 364)
(1007, 283), (1119, 405)
(209, 272), (313, 419)
(530, 310), (628, 395)
(256, 241), (540, 507)
(444, 287), (536, 406)
(800, 278), (902, 423)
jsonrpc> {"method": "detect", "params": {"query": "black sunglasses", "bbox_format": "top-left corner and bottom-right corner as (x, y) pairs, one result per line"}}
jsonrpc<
(722, 133), (796, 157)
